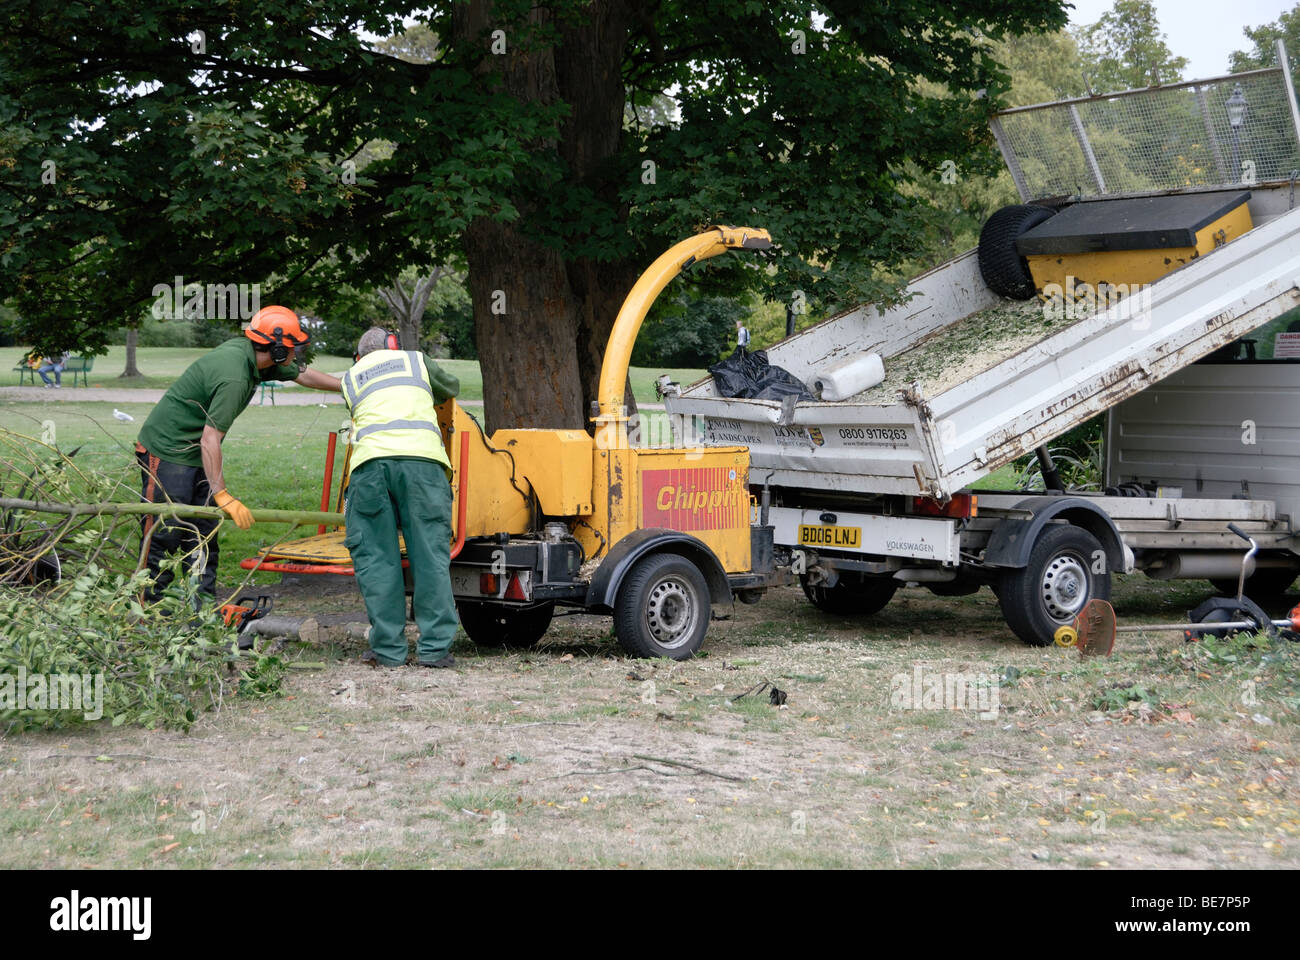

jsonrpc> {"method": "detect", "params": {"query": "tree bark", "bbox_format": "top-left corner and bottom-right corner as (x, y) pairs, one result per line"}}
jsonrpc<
(453, 0), (641, 431)
(555, 4), (641, 417)
(120, 326), (141, 378)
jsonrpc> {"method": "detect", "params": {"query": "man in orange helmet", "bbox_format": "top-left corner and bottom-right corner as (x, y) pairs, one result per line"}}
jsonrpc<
(135, 305), (341, 602)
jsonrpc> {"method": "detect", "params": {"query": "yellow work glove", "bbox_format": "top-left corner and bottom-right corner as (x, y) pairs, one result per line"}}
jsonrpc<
(213, 488), (254, 530)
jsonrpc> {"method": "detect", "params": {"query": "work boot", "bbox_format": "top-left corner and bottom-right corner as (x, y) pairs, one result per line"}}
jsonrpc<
(362, 649), (404, 667)
(418, 654), (456, 669)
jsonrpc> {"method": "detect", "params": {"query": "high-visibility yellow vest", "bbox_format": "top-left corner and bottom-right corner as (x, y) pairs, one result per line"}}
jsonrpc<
(341, 350), (450, 473)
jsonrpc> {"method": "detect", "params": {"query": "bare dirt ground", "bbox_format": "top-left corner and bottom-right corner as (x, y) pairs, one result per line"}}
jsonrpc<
(2, 574), (1296, 869)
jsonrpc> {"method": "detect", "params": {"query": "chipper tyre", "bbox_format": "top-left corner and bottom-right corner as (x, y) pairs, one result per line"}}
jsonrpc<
(614, 552), (710, 660)
(801, 573), (898, 616)
(998, 524), (1111, 646)
(977, 203), (1056, 300)
(456, 600), (555, 648)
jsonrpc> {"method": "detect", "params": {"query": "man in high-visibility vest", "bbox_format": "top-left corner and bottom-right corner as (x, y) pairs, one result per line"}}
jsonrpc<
(342, 326), (461, 667)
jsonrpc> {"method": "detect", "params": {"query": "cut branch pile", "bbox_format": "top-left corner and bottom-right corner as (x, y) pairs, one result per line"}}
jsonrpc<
(0, 427), (333, 732)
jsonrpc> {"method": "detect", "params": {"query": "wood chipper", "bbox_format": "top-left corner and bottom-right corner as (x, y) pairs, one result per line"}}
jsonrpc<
(242, 227), (780, 659)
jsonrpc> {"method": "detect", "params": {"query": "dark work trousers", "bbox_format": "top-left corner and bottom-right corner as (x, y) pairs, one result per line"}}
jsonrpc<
(136, 443), (220, 600)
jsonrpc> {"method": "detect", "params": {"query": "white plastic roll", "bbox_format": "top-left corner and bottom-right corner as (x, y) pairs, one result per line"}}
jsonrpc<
(811, 352), (885, 401)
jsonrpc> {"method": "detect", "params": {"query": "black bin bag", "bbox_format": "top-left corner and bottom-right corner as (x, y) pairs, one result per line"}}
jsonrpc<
(708, 348), (815, 402)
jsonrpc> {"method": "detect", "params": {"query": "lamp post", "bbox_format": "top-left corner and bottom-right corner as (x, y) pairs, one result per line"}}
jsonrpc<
(1226, 83), (1249, 182)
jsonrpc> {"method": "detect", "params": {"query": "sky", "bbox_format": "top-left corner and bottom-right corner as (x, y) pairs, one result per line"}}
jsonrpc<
(1066, 0), (1295, 79)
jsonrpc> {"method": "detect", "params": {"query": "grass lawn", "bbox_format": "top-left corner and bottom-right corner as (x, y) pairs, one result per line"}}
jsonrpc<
(2, 345), (704, 407)
(0, 399), (686, 588)
(1, 570), (1295, 869)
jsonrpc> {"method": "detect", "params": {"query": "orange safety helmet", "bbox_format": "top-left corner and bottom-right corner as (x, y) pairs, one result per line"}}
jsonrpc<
(245, 305), (308, 364)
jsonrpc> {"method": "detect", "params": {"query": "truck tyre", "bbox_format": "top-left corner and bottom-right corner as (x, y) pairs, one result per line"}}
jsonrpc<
(1209, 566), (1298, 600)
(977, 204), (1056, 300)
(614, 552), (710, 660)
(456, 600), (555, 648)
(998, 524), (1110, 646)
(801, 573), (898, 616)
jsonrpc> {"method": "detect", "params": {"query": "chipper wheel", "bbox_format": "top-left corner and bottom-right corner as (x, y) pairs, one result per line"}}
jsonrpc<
(456, 600), (555, 648)
(977, 203), (1056, 300)
(614, 552), (710, 660)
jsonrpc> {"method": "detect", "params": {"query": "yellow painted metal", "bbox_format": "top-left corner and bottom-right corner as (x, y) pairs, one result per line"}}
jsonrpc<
(490, 428), (593, 515)
(595, 226), (773, 427)
(450, 402), (533, 537)
(1027, 202), (1254, 294)
(268, 229), (773, 580)
(582, 442), (753, 572)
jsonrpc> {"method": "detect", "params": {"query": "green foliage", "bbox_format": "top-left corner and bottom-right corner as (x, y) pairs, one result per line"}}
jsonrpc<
(893, 30), (1085, 275)
(1092, 682), (1160, 711)
(1073, 0), (1187, 91)
(0, 560), (284, 733)
(1011, 415), (1105, 491)
(631, 292), (747, 368)
(0, 0), (1070, 355)
(1230, 3), (1300, 76)
(427, 275), (474, 358)
(0, 427), (285, 732)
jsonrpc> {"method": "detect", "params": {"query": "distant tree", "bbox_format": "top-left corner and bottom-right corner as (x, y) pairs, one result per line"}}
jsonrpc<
(1230, 3), (1300, 77)
(378, 265), (454, 350)
(1075, 0), (1187, 91)
(2, 0), (1071, 432)
(631, 292), (746, 368)
(897, 30), (1089, 273)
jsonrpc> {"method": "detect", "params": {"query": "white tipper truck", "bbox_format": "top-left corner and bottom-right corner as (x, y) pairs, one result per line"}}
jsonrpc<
(663, 53), (1300, 645)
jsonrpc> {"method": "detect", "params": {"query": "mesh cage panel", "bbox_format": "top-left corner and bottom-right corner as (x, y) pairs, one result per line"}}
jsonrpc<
(993, 69), (1300, 200)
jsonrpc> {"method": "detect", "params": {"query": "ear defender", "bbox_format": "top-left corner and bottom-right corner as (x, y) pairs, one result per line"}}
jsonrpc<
(269, 327), (292, 365)
(385, 331), (400, 350)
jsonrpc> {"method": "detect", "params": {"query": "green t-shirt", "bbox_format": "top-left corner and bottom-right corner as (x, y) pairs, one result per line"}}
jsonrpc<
(137, 338), (301, 467)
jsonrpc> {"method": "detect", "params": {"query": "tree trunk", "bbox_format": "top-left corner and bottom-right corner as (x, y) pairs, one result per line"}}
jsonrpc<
(120, 326), (141, 378)
(453, 0), (641, 432)
(379, 268), (444, 352)
(555, 4), (641, 417)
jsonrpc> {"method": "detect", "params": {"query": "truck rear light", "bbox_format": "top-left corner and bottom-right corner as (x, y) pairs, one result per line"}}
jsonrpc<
(911, 494), (977, 519)
(479, 572), (498, 595)
(505, 572), (527, 601)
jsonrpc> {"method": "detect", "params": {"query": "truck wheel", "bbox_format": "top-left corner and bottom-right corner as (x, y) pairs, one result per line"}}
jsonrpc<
(801, 573), (898, 616)
(1209, 566), (1298, 600)
(457, 600), (555, 648)
(977, 204), (1056, 300)
(614, 552), (710, 660)
(998, 524), (1110, 646)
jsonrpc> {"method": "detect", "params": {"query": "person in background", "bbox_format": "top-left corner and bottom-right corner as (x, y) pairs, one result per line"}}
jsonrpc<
(38, 351), (69, 388)
(735, 319), (750, 355)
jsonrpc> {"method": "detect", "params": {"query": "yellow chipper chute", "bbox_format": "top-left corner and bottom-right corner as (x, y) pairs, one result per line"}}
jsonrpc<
(244, 226), (782, 659)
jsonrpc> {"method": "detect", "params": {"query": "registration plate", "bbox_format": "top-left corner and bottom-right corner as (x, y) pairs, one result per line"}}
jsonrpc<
(798, 524), (861, 548)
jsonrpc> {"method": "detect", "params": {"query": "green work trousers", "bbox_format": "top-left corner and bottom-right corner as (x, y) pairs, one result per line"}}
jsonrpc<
(344, 457), (458, 665)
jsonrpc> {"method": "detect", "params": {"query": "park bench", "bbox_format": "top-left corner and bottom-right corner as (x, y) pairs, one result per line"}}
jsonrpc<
(11, 361), (37, 385)
(11, 356), (93, 387)
(63, 356), (93, 387)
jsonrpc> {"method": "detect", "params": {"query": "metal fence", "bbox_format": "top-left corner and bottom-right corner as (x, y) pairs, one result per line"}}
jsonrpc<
(991, 42), (1300, 201)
